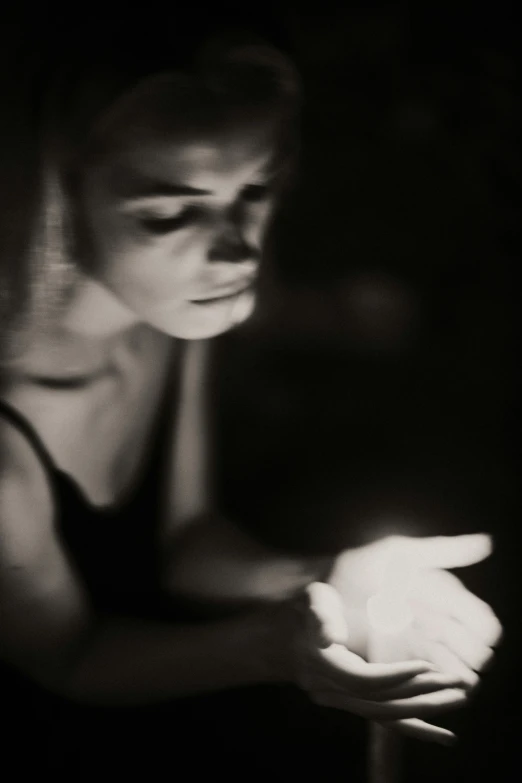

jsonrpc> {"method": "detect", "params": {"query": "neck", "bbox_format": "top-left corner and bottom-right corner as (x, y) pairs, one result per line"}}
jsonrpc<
(5, 276), (147, 381)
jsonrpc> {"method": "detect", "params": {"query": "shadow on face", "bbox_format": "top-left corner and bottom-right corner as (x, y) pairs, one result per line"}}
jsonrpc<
(76, 67), (295, 339)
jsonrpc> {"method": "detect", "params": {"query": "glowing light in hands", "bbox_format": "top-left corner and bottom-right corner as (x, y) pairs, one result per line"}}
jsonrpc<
(367, 594), (413, 635)
(367, 546), (418, 635)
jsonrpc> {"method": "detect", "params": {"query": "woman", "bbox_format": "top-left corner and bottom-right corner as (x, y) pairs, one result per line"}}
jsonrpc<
(0, 7), (501, 773)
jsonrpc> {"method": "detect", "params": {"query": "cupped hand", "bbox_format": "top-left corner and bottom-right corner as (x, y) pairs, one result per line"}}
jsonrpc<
(273, 582), (471, 745)
(328, 533), (503, 685)
(323, 534), (503, 743)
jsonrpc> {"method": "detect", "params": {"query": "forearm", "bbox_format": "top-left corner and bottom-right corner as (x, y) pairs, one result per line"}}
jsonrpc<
(161, 513), (333, 606)
(63, 608), (281, 707)
(61, 514), (332, 708)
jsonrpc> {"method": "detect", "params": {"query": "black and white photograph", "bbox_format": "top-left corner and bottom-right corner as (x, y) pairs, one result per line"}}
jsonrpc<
(0, 2), (519, 779)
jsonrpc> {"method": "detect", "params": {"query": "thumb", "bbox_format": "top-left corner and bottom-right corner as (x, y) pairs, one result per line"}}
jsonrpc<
(305, 582), (349, 649)
(405, 533), (493, 570)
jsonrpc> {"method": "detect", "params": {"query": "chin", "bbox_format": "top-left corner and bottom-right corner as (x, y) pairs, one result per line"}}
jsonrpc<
(146, 291), (256, 340)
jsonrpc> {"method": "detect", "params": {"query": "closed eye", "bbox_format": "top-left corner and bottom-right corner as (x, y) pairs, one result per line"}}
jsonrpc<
(138, 205), (199, 235)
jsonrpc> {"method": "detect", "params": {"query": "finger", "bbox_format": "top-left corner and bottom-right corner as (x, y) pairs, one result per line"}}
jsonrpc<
(369, 671), (467, 701)
(316, 643), (435, 690)
(405, 534), (493, 570)
(386, 718), (457, 746)
(305, 582), (349, 648)
(310, 667), (460, 699)
(409, 629), (480, 690)
(415, 610), (495, 672)
(413, 571), (503, 647)
(310, 687), (467, 720)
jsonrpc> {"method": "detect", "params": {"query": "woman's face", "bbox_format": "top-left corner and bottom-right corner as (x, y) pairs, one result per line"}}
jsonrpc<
(80, 108), (281, 339)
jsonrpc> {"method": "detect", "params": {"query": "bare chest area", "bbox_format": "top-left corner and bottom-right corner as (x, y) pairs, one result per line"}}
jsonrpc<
(1, 329), (175, 508)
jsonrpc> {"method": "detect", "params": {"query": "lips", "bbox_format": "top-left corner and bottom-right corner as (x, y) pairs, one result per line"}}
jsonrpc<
(190, 281), (254, 305)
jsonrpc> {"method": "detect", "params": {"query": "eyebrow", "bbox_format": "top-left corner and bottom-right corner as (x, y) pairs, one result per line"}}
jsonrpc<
(122, 178), (212, 199)
(114, 157), (285, 201)
(113, 167), (212, 199)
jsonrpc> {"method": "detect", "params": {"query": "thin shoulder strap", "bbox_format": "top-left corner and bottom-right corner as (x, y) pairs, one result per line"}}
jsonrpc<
(0, 399), (57, 476)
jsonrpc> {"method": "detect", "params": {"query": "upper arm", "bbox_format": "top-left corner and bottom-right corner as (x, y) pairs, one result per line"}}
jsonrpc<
(0, 421), (93, 691)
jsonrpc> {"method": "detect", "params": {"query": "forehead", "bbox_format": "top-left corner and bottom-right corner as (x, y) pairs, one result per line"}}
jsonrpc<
(102, 121), (278, 195)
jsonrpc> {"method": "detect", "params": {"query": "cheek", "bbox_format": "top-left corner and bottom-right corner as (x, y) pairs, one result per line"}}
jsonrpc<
(95, 223), (211, 307)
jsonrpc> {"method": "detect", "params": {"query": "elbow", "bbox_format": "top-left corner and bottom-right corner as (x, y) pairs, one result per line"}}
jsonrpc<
(0, 649), (93, 706)
(3, 630), (105, 707)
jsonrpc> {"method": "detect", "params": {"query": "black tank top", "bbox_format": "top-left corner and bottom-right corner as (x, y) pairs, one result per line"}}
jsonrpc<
(0, 340), (184, 619)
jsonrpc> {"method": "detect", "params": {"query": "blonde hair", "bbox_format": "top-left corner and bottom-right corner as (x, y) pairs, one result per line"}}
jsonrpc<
(0, 34), (301, 364)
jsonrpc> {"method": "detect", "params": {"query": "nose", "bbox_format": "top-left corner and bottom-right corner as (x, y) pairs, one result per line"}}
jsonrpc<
(207, 207), (259, 265)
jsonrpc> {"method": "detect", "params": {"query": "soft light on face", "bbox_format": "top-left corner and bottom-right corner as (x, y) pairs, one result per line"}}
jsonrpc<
(80, 114), (281, 339)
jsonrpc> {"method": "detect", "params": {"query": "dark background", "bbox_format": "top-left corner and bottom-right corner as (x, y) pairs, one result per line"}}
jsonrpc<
(213, 2), (520, 780)
(1, 2), (519, 779)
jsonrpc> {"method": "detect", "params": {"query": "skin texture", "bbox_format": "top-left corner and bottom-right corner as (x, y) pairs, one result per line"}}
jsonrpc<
(67, 84), (503, 747)
(0, 79), (503, 746)
(79, 113), (280, 339)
